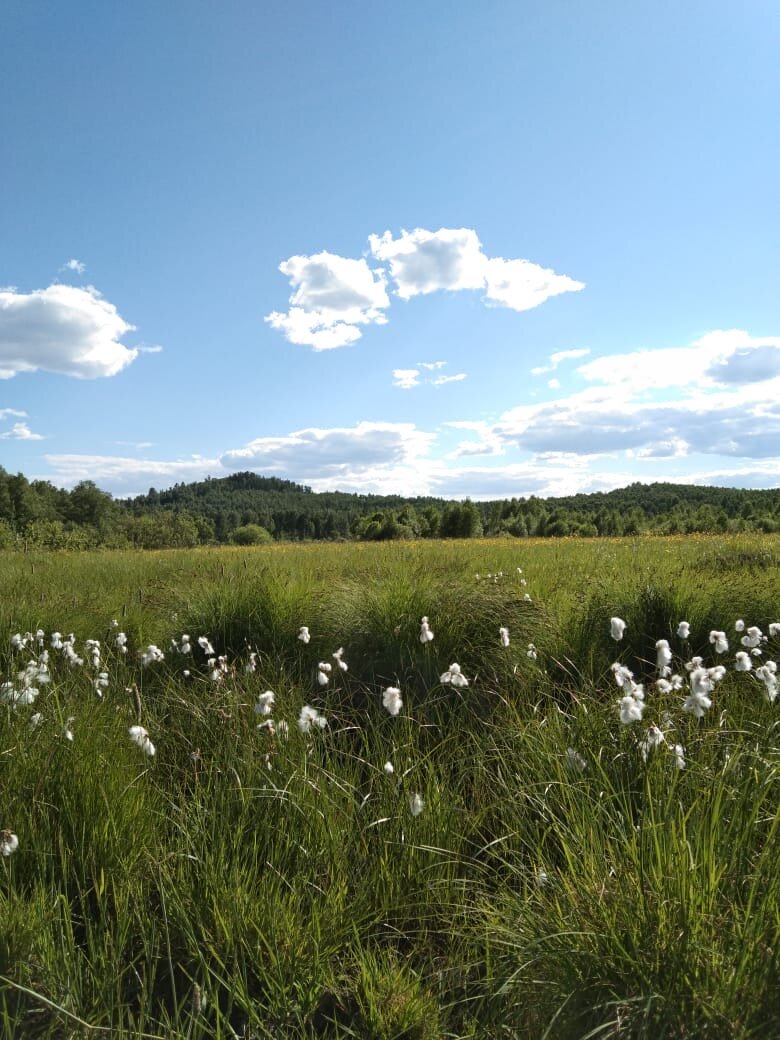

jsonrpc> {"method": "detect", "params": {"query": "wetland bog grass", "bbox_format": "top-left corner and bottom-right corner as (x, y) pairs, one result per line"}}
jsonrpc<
(1, 535), (779, 1038)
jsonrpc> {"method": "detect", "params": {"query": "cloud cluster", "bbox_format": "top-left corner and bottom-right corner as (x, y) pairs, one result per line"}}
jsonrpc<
(267, 227), (584, 349)
(0, 285), (140, 379)
(32, 325), (780, 500)
(496, 387), (780, 459)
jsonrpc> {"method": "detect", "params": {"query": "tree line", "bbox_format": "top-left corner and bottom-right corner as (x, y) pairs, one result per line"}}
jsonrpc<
(1, 467), (780, 549)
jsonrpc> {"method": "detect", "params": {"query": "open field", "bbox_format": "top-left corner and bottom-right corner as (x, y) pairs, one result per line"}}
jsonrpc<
(2, 535), (780, 1038)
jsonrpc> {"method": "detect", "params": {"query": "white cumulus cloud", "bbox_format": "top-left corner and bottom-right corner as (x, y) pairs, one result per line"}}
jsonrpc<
(0, 422), (43, 441)
(0, 285), (140, 379)
(577, 330), (780, 393)
(221, 421), (437, 493)
(483, 256), (585, 312)
(44, 454), (222, 493)
(265, 251), (390, 350)
(369, 227), (487, 299)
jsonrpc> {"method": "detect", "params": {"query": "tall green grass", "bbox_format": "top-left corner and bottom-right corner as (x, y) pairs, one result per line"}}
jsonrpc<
(1, 535), (779, 1037)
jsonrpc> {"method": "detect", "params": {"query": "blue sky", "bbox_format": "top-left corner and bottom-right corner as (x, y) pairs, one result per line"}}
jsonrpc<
(2, 1), (779, 499)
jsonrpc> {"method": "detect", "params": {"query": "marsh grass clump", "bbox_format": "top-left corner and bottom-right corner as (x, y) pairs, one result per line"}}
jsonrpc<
(1, 536), (780, 1037)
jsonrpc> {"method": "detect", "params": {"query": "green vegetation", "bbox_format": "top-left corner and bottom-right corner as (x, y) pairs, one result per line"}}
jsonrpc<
(1, 535), (780, 1037)
(4, 466), (780, 549)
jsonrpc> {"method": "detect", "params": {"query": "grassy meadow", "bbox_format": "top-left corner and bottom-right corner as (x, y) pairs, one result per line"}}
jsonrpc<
(1, 535), (780, 1038)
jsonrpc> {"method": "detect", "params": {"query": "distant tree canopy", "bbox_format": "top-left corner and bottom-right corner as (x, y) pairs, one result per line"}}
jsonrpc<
(1, 466), (780, 549)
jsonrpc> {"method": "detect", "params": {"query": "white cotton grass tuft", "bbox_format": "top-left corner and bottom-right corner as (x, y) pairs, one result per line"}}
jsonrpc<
(298, 705), (327, 734)
(677, 621), (690, 640)
(612, 662), (636, 691)
(409, 793), (424, 817)
(565, 747), (587, 772)
(740, 626), (764, 650)
(619, 692), (645, 724)
(297, 626), (311, 644)
(383, 761), (395, 775)
(639, 724), (666, 762)
(382, 686), (403, 716)
(526, 643), (538, 660)
(440, 663), (469, 688)
(63, 717), (75, 742)
(671, 743), (686, 770)
(734, 651), (752, 672)
(615, 663), (646, 724)
(682, 665), (720, 718)
(655, 639), (672, 676)
(128, 725), (156, 756)
(419, 617), (434, 643)
(254, 690), (275, 716)
(332, 647), (348, 672)
(316, 662), (332, 686)
(709, 630), (729, 654)
(499, 627), (510, 648)
(610, 617), (626, 641)
(756, 661), (778, 703)
(141, 645), (164, 667)
(1, 829), (19, 857)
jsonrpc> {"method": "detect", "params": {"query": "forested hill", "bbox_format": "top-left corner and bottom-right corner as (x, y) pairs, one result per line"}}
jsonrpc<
(1, 466), (780, 548)
(126, 475), (780, 541)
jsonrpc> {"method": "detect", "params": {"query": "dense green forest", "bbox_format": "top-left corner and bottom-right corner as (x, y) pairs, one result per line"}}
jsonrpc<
(1, 465), (780, 548)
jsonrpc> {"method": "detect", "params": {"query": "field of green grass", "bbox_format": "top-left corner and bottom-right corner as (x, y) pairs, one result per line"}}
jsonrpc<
(2, 535), (780, 1038)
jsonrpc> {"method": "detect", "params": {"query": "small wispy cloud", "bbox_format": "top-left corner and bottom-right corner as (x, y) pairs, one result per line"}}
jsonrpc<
(531, 347), (590, 375)
(393, 369), (421, 389)
(62, 258), (86, 275)
(0, 408), (26, 420)
(432, 373), (467, 386)
(392, 361), (467, 390)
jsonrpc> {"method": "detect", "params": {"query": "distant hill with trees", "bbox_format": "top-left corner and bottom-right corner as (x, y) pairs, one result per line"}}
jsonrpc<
(1, 466), (779, 549)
